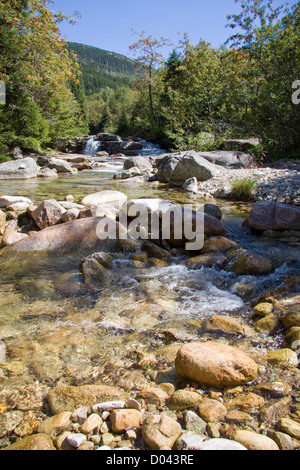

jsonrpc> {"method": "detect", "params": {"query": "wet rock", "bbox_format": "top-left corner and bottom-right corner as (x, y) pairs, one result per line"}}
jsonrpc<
(254, 380), (292, 398)
(80, 414), (102, 434)
(284, 327), (300, 349)
(260, 397), (292, 424)
(110, 409), (142, 433)
(2, 433), (56, 450)
(175, 342), (258, 387)
(141, 241), (171, 261)
(38, 412), (72, 435)
(226, 251), (273, 275)
(205, 316), (254, 337)
(282, 311), (300, 329)
(47, 385), (127, 415)
(142, 414), (182, 450)
(254, 314), (280, 335)
(168, 390), (202, 411)
(136, 386), (169, 406)
(272, 431), (300, 451)
(266, 349), (298, 368)
(226, 410), (252, 424)
(147, 258), (168, 268)
(31, 199), (65, 230)
(253, 302), (273, 317)
(201, 236), (237, 253)
(198, 399), (227, 423)
(225, 392), (265, 412)
(186, 252), (228, 268)
(1, 217), (123, 255)
(278, 418), (300, 440)
(233, 430), (279, 450)
(203, 204), (223, 220)
(0, 411), (24, 437)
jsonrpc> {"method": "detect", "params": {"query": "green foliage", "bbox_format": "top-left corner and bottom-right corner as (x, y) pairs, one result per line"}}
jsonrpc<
(230, 177), (258, 201)
(67, 42), (135, 95)
(0, 0), (88, 155)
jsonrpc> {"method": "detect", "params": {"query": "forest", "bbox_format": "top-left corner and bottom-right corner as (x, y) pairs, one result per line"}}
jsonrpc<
(0, 0), (299, 161)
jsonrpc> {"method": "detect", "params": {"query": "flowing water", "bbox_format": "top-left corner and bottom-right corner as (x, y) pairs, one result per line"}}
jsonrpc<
(0, 166), (299, 393)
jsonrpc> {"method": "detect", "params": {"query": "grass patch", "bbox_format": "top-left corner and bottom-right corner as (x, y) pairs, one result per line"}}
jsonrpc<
(230, 177), (258, 201)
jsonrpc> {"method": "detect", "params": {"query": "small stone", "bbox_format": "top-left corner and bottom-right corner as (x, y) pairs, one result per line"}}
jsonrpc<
(92, 401), (126, 413)
(253, 302), (273, 317)
(71, 407), (89, 424)
(80, 414), (102, 434)
(37, 412), (72, 436)
(101, 433), (115, 446)
(66, 433), (87, 448)
(78, 441), (94, 450)
(226, 410), (252, 424)
(266, 349), (298, 368)
(125, 430), (137, 440)
(142, 414), (182, 450)
(226, 392), (265, 412)
(198, 399), (227, 423)
(126, 398), (142, 411)
(2, 433), (56, 451)
(184, 410), (207, 434)
(168, 390), (202, 411)
(136, 386), (169, 406)
(255, 314), (280, 335)
(110, 409), (142, 433)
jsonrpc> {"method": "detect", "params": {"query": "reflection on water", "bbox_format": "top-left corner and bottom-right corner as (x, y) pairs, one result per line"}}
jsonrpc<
(0, 170), (299, 388)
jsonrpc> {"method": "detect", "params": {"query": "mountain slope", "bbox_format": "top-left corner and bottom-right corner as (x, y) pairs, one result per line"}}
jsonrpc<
(68, 42), (137, 95)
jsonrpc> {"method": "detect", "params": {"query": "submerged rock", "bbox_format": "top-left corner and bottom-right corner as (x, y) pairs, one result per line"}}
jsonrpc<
(31, 199), (66, 230)
(175, 341), (258, 387)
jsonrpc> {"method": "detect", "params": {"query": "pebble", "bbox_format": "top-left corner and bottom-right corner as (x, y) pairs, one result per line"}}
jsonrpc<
(66, 433), (87, 448)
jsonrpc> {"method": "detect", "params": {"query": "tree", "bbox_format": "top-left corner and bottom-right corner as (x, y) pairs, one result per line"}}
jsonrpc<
(129, 31), (172, 128)
(0, 0), (87, 155)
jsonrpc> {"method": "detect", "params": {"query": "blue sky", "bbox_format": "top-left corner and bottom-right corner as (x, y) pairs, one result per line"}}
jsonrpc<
(52, 0), (296, 58)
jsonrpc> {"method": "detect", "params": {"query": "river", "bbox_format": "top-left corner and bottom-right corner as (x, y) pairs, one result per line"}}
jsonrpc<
(0, 165), (299, 425)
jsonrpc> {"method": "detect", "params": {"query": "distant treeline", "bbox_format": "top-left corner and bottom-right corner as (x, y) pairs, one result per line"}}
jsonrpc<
(67, 42), (135, 95)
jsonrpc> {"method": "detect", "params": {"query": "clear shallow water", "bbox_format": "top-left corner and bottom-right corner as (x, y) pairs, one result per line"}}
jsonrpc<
(0, 170), (299, 388)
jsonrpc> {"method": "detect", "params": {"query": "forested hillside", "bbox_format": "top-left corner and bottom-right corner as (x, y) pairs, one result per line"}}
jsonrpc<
(67, 42), (136, 95)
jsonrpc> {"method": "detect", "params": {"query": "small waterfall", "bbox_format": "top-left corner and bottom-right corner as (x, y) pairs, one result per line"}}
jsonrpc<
(82, 137), (100, 156)
(139, 140), (165, 156)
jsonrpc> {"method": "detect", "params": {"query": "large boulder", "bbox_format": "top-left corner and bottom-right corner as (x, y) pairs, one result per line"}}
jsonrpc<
(1, 217), (125, 255)
(123, 156), (152, 171)
(175, 341), (258, 387)
(0, 157), (38, 180)
(200, 150), (253, 169)
(31, 199), (66, 230)
(157, 155), (181, 183)
(246, 201), (300, 232)
(168, 152), (221, 186)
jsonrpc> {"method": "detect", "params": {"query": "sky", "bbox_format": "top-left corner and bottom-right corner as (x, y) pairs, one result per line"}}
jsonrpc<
(52, 0), (296, 58)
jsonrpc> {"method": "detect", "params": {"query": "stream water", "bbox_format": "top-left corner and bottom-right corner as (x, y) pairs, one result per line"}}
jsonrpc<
(0, 166), (299, 395)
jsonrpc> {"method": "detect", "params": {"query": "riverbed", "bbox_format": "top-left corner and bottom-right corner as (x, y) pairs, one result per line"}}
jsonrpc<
(0, 167), (300, 449)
